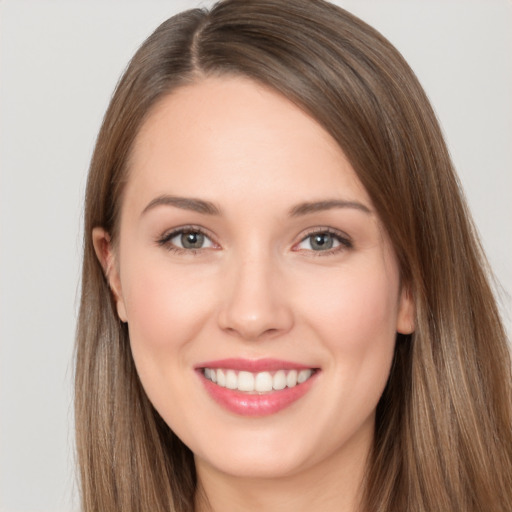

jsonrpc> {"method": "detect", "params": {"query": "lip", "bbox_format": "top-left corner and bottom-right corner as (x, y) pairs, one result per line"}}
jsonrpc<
(195, 358), (319, 417)
(195, 358), (313, 373)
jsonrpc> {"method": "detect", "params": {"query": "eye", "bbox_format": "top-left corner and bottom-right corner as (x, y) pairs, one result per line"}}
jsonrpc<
(157, 227), (216, 252)
(295, 229), (352, 253)
(173, 230), (212, 249)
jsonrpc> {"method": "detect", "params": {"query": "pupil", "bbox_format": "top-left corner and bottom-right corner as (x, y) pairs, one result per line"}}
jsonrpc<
(312, 233), (333, 250)
(181, 232), (204, 249)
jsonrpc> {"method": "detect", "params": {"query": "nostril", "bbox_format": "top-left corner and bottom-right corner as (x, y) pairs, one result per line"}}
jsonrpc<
(222, 325), (280, 341)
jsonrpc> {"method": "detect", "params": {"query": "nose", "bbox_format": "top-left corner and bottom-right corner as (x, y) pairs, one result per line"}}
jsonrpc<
(217, 252), (294, 341)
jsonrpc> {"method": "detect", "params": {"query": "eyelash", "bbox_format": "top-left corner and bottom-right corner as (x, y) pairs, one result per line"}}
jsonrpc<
(156, 226), (353, 256)
(293, 227), (353, 256)
(156, 225), (218, 255)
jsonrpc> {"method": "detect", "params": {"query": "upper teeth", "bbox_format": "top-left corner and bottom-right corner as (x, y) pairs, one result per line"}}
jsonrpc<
(203, 368), (313, 393)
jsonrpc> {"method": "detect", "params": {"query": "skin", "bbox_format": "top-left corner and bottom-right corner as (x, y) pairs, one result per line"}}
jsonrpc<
(93, 76), (414, 512)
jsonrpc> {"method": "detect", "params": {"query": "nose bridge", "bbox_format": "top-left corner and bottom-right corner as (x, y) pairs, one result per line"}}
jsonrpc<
(218, 243), (293, 340)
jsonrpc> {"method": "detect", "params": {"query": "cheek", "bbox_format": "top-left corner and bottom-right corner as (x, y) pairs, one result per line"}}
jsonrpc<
(302, 264), (400, 349)
(308, 265), (399, 415)
(120, 257), (219, 423)
(295, 258), (400, 413)
(121, 257), (215, 362)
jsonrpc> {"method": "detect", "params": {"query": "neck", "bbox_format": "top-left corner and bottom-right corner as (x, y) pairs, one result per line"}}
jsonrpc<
(194, 432), (370, 512)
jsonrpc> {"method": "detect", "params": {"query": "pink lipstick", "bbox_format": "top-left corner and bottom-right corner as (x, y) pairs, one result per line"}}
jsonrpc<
(196, 358), (319, 416)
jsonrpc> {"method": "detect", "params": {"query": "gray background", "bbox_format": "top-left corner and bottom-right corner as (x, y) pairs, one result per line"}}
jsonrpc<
(1, 1), (510, 511)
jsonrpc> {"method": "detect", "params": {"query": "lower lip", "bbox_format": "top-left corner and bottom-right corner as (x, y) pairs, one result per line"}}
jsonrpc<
(198, 371), (318, 417)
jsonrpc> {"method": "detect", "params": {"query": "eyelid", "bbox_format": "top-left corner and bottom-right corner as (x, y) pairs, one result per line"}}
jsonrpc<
(156, 224), (220, 252)
(155, 224), (352, 255)
(292, 226), (353, 254)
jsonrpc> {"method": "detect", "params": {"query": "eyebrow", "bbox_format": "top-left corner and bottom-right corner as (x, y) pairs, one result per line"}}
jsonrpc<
(141, 195), (222, 216)
(288, 199), (372, 216)
(141, 195), (371, 218)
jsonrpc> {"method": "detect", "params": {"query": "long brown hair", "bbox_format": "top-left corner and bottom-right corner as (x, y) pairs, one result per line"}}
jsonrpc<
(75, 1), (512, 510)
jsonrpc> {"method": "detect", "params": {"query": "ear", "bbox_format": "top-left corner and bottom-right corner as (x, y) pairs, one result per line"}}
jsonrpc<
(396, 285), (415, 335)
(92, 227), (128, 323)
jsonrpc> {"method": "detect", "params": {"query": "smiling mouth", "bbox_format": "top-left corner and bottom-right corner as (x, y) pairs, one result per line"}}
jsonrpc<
(202, 368), (315, 393)
(198, 360), (319, 416)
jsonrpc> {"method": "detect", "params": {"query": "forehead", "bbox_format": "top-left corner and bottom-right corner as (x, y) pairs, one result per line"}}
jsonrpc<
(125, 76), (371, 213)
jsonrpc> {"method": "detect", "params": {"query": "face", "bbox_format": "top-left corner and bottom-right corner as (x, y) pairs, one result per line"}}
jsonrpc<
(94, 76), (414, 482)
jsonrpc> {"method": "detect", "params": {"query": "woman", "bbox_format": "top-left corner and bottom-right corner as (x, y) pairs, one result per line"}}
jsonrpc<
(75, 0), (512, 510)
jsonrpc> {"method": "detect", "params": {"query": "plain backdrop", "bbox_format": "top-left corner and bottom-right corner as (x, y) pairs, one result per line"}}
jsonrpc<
(0, 1), (510, 511)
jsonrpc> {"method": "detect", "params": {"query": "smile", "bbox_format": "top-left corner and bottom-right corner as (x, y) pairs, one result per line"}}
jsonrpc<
(197, 359), (319, 416)
(203, 368), (314, 393)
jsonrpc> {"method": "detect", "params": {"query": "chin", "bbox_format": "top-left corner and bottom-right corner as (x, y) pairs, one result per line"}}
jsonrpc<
(195, 446), (311, 480)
